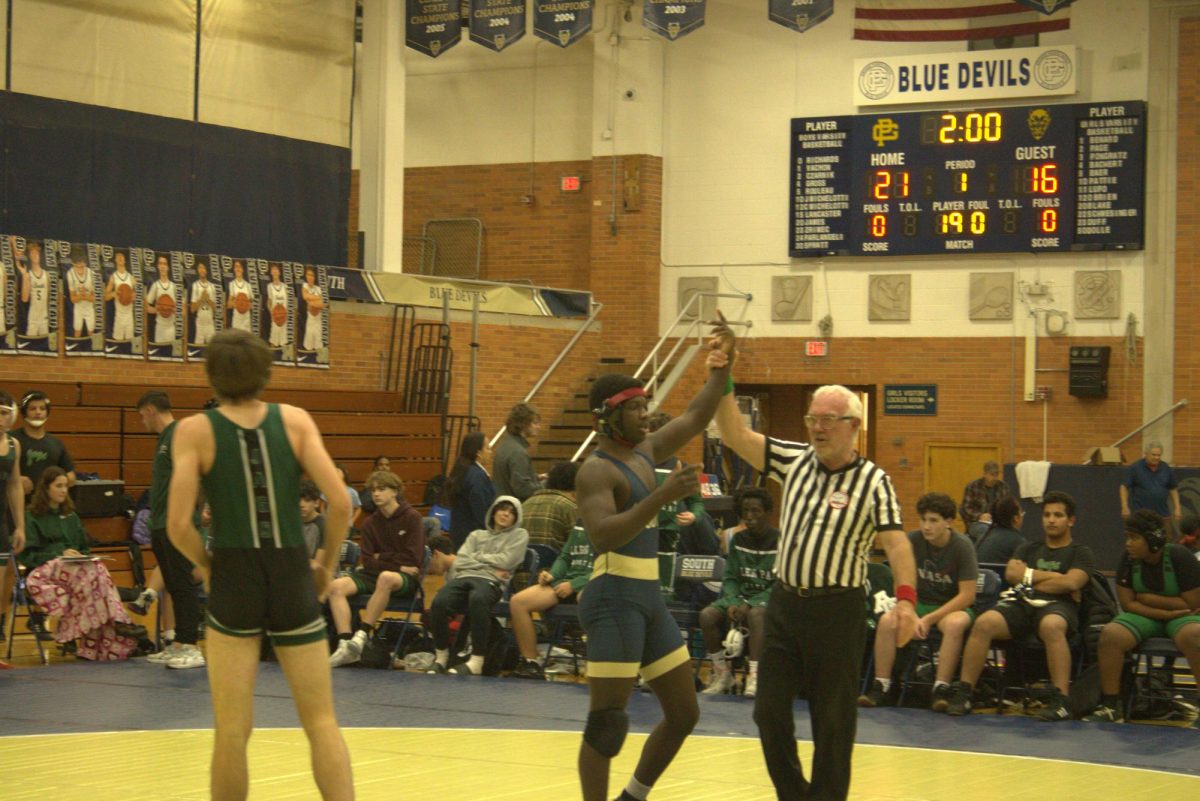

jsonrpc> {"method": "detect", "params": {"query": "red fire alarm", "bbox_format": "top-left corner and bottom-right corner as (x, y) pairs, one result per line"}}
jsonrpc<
(561, 176), (582, 192)
(805, 340), (828, 357)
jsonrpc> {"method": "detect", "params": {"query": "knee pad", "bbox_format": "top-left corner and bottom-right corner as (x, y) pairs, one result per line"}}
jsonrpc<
(583, 708), (629, 758)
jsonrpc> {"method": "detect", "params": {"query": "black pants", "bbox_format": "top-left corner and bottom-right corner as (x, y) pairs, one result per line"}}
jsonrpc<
(753, 584), (867, 801)
(429, 576), (502, 655)
(150, 527), (201, 645)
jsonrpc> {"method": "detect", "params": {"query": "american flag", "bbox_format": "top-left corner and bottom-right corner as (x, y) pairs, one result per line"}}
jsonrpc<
(854, 1), (1072, 42)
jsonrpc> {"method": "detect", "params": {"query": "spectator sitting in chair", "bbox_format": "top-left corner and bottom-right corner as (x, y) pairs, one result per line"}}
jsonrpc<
(299, 480), (327, 567)
(1177, 514), (1200, 560)
(860, 492), (978, 712)
(1082, 511), (1200, 723)
(510, 522), (596, 679)
(20, 467), (145, 659)
(522, 460), (579, 549)
(699, 487), (779, 699)
(426, 533), (457, 576)
(947, 490), (1096, 721)
(326, 470), (426, 667)
(427, 495), (529, 675)
(973, 496), (1028, 565)
(359, 455), (393, 515)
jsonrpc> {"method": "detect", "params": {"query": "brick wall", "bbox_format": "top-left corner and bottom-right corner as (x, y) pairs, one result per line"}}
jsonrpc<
(1175, 17), (1200, 463)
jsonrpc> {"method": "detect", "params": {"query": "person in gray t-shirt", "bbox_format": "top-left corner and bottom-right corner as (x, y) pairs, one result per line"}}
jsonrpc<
(299, 480), (326, 562)
(860, 492), (978, 712)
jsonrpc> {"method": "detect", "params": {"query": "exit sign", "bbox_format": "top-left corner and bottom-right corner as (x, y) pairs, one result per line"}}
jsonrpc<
(805, 340), (828, 357)
(561, 175), (582, 192)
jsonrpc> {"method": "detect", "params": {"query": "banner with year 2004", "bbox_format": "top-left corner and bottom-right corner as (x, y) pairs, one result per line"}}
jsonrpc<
(643, 0), (705, 41)
(407, 0), (463, 58)
(468, 0), (525, 52)
(534, 0), (591, 47)
(768, 0), (833, 33)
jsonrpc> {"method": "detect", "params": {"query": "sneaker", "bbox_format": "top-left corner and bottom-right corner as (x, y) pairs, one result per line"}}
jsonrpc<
(857, 679), (893, 708)
(1082, 704), (1124, 723)
(744, 672), (758, 699)
(931, 684), (953, 713)
(166, 644), (206, 670)
(26, 612), (53, 641)
(701, 665), (733, 696)
(945, 681), (973, 716)
(511, 658), (545, 679)
(1035, 691), (1072, 722)
(426, 662), (448, 674)
(448, 663), (477, 675)
(329, 636), (363, 668)
(147, 642), (185, 664)
(127, 588), (157, 616)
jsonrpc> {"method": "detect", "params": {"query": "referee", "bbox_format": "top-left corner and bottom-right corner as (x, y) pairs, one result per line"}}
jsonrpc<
(707, 346), (917, 801)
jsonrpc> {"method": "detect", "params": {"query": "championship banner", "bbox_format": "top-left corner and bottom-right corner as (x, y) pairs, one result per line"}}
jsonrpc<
(769, 0), (833, 33)
(468, 0), (525, 52)
(138, 249), (184, 362)
(294, 263), (330, 369)
(533, 0), (591, 47)
(257, 259), (295, 365)
(98, 245), (143, 359)
(643, 0), (706, 41)
(225, 258), (259, 339)
(372, 272), (572, 316)
(0, 237), (14, 354)
(1014, 0), (1074, 13)
(186, 255), (224, 361)
(62, 243), (102, 357)
(325, 265), (379, 302)
(7, 236), (60, 357)
(407, 0), (463, 58)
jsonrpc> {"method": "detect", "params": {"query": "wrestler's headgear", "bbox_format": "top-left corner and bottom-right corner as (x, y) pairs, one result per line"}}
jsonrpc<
(1125, 509), (1168, 554)
(589, 375), (647, 449)
(20, 390), (50, 426)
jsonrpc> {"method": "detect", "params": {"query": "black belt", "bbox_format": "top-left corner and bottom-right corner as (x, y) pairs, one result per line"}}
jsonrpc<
(779, 583), (858, 598)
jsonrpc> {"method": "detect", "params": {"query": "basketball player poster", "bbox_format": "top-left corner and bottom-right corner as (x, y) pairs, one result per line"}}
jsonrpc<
(185, 254), (224, 361)
(256, 259), (294, 365)
(136, 248), (184, 362)
(293, 262), (329, 369)
(225, 258), (258, 336)
(62, 243), (103, 357)
(5, 235), (60, 356)
(99, 245), (144, 359)
(0, 236), (14, 353)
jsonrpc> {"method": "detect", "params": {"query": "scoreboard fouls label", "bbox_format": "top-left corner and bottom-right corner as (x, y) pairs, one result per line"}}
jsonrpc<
(789, 101), (1145, 257)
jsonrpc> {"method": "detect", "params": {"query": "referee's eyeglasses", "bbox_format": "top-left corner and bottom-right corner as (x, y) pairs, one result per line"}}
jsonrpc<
(804, 414), (856, 429)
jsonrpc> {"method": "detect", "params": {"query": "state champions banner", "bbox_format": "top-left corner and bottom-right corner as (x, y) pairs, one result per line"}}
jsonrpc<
(643, 0), (706, 41)
(468, 0), (525, 52)
(407, 0), (463, 58)
(533, 0), (591, 48)
(768, 0), (833, 33)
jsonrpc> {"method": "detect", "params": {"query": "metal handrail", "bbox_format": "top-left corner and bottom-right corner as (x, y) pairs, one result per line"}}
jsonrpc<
(1087, 400), (1189, 463)
(570, 290), (752, 462)
(488, 299), (605, 448)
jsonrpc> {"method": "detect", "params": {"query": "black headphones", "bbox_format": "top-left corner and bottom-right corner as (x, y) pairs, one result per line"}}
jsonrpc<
(1144, 527), (1168, 554)
(19, 391), (50, 415)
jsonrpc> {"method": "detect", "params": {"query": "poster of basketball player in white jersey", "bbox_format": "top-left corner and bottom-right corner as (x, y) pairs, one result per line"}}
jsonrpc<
(135, 248), (184, 362)
(225, 258), (258, 335)
(256, 259), (294, 365)
(62, 243), (103, 357)
(186, 254), (225, 360)
(293, 263), (329, 369)
(0, 236), (14, 353)
(99, 245), (143, 359)
(4, 235), (59, 356)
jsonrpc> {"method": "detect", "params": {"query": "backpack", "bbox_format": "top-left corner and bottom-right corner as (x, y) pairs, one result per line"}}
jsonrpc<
(131, 508), (152, 546)
(1078, 571), (1119, 664)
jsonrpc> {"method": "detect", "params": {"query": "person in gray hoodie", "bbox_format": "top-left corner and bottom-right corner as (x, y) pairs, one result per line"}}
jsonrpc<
(428, 494), (529, 675)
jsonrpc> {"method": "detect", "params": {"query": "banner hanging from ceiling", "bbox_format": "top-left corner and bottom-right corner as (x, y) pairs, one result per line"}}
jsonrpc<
(533, 0), (592, 47)
(468, 0), (526, 52)
(643, 0), (706, 41)
(768, 0), (833, 33)
(407, 0), (463, 58)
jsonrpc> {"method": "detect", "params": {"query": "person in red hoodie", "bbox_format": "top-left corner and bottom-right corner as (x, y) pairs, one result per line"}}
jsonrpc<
(327, 470), (425, 667)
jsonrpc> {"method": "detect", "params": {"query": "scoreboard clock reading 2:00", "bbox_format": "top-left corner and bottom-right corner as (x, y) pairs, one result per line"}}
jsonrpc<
(789, 101), (1145, 257)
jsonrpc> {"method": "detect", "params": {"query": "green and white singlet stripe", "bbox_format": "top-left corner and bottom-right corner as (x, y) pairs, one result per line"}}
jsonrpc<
(202, 405), (303, 549)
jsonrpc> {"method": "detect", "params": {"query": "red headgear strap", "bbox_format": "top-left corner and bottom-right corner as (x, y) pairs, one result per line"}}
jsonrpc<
(604, 386), (646, 409)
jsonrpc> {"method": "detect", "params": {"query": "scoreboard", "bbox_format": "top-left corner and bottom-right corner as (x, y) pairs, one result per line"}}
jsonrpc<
(789, 101), (1146, 257)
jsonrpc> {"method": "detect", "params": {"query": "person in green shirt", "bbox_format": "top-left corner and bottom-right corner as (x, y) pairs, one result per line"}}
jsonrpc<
(698, 487), (779, 699)
(509, 522), (597, 679)
(22, 466), (143, 659)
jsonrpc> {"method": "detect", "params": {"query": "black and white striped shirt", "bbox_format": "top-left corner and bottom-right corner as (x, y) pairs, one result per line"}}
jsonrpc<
(765, 437), (903, 590)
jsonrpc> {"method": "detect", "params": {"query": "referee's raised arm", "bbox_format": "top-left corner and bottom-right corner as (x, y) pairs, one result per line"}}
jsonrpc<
(705, 347), (765, 471)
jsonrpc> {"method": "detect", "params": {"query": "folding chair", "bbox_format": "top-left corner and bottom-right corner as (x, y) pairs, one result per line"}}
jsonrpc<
(354, 546), (431, 667)
(4, 558), (49, 665)
(530, 543), (559, 572)
(665, 554), (726, 676)
(1125, 637), (1193, 721)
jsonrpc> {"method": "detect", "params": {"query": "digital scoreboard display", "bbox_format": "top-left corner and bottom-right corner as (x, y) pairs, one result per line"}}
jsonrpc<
(789, 101), (1146, 257)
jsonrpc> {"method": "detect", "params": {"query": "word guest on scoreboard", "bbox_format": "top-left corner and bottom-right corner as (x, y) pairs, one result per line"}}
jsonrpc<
(789, 101), (1145, 257)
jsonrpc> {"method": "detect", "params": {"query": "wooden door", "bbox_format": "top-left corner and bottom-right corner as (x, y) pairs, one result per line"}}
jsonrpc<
(924, 442), (1002, 528)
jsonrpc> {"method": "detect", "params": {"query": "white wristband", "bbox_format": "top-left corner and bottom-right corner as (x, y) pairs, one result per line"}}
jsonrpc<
(1023, 567), (1034, 586)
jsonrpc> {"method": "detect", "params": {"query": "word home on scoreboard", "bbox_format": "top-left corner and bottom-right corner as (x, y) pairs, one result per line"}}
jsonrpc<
(789, 101), (1145, 257)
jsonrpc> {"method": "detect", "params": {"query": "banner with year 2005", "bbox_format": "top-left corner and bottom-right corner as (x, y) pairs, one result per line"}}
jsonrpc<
(407, 0), (463, 58)
(534, 0), (591, 47)
(643, 0), (705, 41)
(468, 0), (525, 51)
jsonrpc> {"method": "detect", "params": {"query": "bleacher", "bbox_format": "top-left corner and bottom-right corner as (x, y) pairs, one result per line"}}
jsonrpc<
(31, 381), (447, 545)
